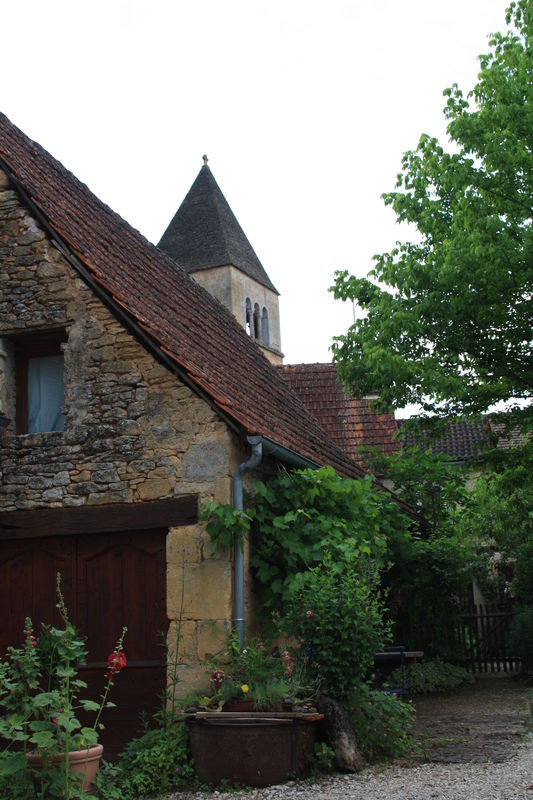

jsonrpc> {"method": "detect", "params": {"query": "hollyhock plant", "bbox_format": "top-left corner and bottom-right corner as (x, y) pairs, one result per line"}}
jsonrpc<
(106, 650), (127, 679)
(0, 573), (127, 797)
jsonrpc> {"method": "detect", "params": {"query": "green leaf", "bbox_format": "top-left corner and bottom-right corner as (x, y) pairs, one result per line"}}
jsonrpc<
(80, 700), (100, 712)
(30, 730), (57, 749)
(79, 726), (98, 746)
(32, 692), (59, 708)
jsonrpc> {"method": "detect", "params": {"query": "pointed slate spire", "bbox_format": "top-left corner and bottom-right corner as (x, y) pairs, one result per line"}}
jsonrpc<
(158, 160), (278, 294)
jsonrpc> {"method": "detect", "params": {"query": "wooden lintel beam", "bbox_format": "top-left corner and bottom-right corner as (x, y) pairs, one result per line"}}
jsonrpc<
(0, 495), (198, 540)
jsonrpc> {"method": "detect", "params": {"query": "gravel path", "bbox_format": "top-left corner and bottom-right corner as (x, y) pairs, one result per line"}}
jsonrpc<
(164, 676), (532, 800)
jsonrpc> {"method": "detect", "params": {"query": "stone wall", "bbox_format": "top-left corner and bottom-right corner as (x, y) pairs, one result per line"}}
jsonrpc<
(0, 168), (258, 694)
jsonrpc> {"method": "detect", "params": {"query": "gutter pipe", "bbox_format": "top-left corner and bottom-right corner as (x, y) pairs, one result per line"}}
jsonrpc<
(233, 436), (263, 647)
(232, 435), (319, 647)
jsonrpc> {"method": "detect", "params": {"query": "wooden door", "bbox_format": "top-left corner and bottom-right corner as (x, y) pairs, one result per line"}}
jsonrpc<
(0, 529), (168, 758)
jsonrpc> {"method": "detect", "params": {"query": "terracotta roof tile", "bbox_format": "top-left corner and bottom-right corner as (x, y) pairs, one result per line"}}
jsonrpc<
(279, 363), (400, 465)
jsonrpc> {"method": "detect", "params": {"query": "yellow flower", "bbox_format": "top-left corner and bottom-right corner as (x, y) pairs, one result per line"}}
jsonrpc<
(241, 684), (249, 694)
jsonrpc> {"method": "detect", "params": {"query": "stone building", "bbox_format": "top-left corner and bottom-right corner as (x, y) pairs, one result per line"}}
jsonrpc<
(0, 113), (388, 752)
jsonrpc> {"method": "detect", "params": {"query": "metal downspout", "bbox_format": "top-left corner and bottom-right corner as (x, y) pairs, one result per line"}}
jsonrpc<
(233, 435), (262, 647)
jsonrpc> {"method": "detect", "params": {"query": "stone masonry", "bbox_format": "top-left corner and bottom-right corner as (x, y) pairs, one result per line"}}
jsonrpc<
(0, 168), (257, 694)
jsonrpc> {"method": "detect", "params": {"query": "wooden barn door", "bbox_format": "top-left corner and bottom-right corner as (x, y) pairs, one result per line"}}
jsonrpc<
(0, 529), (168, 758)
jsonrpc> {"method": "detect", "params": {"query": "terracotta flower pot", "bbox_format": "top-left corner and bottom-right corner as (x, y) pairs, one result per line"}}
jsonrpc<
(27, 744), (104, 792)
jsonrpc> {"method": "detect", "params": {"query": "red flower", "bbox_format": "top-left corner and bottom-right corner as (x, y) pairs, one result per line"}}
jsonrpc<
(210, 668), (225, 690)
(106, 651), (127, 679)
(305, 610), (314, 619)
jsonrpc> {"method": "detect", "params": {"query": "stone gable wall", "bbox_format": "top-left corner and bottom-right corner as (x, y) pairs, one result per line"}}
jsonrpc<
(0, 168), (256, 693)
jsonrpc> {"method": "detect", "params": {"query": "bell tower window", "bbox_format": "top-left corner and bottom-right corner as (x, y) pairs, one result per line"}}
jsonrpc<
(261, 307), (269, 346)
(253, 303), (261, 340)
(245, 298), (253, 336)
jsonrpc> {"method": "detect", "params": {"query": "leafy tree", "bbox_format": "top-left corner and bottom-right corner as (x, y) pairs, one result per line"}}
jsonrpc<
(364, 446), (467, 537)
(331, 0), (532, 426)
(364, 447), (476, 658)
(457, 439), (533, 603)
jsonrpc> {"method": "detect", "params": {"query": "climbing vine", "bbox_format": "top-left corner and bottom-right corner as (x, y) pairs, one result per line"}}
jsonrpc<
(201, 466), (410, 612)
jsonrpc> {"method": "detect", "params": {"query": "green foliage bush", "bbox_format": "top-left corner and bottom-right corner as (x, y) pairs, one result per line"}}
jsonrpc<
(95, 722), (194, 799)
(509, 605), (533, 671)
(387, 536), (474, 661)
(348, 684), (416, 762)
(203, 466), (409, 615)
(280, 551), (389, 700)
(389, 660), (474, 695)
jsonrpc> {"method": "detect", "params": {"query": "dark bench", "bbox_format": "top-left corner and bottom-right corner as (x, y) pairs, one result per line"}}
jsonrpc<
(373, 647), (425, 697)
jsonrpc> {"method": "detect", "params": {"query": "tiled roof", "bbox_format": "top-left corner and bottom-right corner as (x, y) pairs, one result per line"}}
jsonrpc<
(0, 113), (368, 481)
(399, 419), (490, 460)
(398, 418), (531, 460)
(158, 163), (278, 294)
(279, 363), (400, 465)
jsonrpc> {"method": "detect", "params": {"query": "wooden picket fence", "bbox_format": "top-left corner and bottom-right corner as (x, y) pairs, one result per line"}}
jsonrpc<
(456, 604), (521, 673)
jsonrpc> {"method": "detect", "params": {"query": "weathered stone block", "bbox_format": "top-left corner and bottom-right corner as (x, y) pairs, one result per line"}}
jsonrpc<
(176, 559), (232, 621)
(167, 619), (196, 662)
(174, 664), (208, 697)
(184, 442), (228, 481)
(91, 466), (120, 484)
(137, 477), (171, 500)
(197, 620), (230, 660)
(42, 487), (64, 501)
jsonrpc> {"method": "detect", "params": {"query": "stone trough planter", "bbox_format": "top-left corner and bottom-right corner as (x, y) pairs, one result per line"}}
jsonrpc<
(186, 711), (323, 787)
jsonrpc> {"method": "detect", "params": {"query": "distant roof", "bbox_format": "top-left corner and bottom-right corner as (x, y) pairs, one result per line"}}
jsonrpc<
(399, 419), (489, 460)
(0, 113), (372, 482)
(158, 161), (278, 294)
(280, 363), (400, 465)
(280, 363), (528, 465)
(399, 418), (530, 460)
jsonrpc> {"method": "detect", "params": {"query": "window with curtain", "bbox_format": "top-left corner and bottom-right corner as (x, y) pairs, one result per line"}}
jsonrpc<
(15, 333), (66, 434)
(27, 355), (65, 433)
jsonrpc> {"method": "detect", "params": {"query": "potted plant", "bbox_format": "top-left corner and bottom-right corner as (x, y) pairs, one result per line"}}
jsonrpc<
(185, 633), (323, 787)
(204, 634), (312, 711)
(0, 574), (127, 799)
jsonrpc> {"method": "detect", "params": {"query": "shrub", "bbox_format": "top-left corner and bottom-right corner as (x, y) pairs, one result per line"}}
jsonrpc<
(95, 722), (194, 799)
(312, 742), (336, 773)
(389, 659), (474, 695)
(280, 552), (390, 700)
(348, 683), (415, 762)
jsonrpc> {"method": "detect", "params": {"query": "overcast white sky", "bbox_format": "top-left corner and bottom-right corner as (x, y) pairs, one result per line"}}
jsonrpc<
(2, 0), (510, 366)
